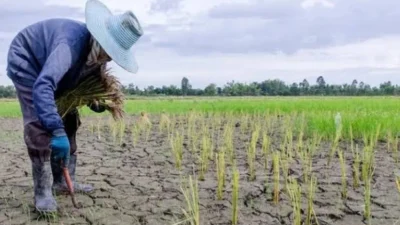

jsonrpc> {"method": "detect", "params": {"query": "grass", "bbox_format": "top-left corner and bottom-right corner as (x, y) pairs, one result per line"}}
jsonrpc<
(3, 96), (400, 141)
(0, 97), (400, 139)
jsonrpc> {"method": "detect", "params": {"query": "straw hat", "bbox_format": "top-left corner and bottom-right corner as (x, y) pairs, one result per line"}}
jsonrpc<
(85, 0), (143, 73)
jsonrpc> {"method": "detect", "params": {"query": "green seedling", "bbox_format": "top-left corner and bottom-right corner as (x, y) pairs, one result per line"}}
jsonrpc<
(199, 133), (212, 180)
(262, 132), (270, 170)
(338, 149), (347, 199)
(216, 150), (226, 200)
(179, 175), (200, 225)
(306, 175), (319, 225)
(272, 151), (280, 204)
(170, 131), (184, 170)
(352, 144), (360, 189)
(287, 177), (301, 225)
(247, 126), (259, 181)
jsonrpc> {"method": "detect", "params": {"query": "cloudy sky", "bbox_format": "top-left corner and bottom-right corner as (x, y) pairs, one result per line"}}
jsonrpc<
(0, 0), (399, 88)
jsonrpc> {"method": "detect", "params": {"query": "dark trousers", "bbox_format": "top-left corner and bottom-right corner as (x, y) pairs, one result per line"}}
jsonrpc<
(12, 81), (80, 163)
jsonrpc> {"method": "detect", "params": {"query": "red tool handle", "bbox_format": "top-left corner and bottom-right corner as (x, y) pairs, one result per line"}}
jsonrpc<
(63, 167), (74, 193)
(62, 167), (79, 208)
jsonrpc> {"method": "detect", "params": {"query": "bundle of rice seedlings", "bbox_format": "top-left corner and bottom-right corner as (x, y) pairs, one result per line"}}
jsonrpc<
(56, 65), (124, 121)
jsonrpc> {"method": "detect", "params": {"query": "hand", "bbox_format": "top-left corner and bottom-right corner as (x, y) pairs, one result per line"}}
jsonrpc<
(88, 100), (106, 113)
(51, 129), (70, 167)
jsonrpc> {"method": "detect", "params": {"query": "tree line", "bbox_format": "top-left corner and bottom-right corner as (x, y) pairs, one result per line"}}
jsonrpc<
(0, 76), (400, 98)
(122, 76), (400, 96)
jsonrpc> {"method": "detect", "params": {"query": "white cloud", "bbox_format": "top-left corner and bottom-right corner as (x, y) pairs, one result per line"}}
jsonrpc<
(108, 35), (400, 88)
(1, 0), (400, 89)
(46, 0), (171, 26)
(301, 0), (335, 9)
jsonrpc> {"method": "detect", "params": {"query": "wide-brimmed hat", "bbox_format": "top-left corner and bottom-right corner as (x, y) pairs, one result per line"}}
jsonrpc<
(85, 0), (143, 73)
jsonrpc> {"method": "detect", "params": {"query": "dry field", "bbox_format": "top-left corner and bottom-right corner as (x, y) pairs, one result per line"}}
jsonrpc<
(1, 98), (400, 225)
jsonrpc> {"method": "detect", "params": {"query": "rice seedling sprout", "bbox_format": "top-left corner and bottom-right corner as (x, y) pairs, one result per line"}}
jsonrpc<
(232, 167), (240, 225)
(287, 177), (302, 225)
(352, 144), (361, 189)
(262, 131), (270, 170)
(179, 175), (200, 225)
(272, 151), (280, 204)
(216, 150), (226, 200)
(247, 125), (259, 181)
(306, 175), (319, 225)
(170, 131), (184, 170)
(338, 148), (347, 199)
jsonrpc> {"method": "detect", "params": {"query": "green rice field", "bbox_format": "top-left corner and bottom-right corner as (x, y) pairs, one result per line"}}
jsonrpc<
(1, 96), (400, 140)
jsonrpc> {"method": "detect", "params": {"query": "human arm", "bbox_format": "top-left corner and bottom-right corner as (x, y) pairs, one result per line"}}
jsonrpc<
(33, 43), (78, 133)
(32, 43), (78, 166)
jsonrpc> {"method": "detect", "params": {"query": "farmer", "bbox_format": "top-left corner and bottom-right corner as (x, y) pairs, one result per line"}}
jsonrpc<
(6, 0), (143, 213)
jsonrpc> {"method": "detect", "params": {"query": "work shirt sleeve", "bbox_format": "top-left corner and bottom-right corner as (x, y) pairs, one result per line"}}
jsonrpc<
(32, 43), (78, 135)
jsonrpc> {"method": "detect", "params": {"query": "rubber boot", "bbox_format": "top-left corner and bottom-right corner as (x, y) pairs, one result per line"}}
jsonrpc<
(52, 154), (94, 193)
(32, 160), (57, 213)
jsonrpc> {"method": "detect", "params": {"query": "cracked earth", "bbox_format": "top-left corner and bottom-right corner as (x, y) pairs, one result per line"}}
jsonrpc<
(0, 114), (400, 225)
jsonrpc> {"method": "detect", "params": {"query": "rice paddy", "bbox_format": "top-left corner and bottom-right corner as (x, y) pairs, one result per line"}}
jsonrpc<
(1, 96), (400, 224)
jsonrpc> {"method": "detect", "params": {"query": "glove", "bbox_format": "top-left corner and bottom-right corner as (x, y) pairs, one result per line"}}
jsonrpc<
(88, 100), (106, 113)
(50, 129), (70, 167)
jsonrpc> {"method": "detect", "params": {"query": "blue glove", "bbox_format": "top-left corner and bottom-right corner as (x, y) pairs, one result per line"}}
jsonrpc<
(50, 129), (70, 167)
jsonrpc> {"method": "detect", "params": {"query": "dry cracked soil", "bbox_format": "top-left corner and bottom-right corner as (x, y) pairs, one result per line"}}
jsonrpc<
(0, 114), (400, 225)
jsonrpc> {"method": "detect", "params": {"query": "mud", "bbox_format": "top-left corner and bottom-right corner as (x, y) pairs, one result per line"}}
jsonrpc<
(0, 115), (399, 225)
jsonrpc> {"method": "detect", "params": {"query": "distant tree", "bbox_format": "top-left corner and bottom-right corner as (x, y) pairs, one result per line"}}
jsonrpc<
(380, 81), (394, 95)
(204, 83), (217, 96)
(144, 85), (155, 95)
(289, 83), (300, 96)
(359, 81), (364, 89)
(349, 79), (358, 95)
(248, 82), (261, 96)
(7, 75), (398, 98)
(301, 79), (309, 88)
(316, 76), (326, 95)
(181, 77), (191, 96)
(0, 86), (16, 98)
(217, 87), (222, 95)
(351, 79), (358, 87)
(124, 83), (137, 95)
(316, 76), (326, 87)
(299, 79), (310, 95)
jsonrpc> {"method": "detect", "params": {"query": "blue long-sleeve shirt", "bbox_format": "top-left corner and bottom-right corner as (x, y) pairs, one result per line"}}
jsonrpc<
(6, 18), (94, 134)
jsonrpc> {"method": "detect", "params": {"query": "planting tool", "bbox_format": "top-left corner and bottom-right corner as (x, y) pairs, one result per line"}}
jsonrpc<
(62, 164), (80, 208)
